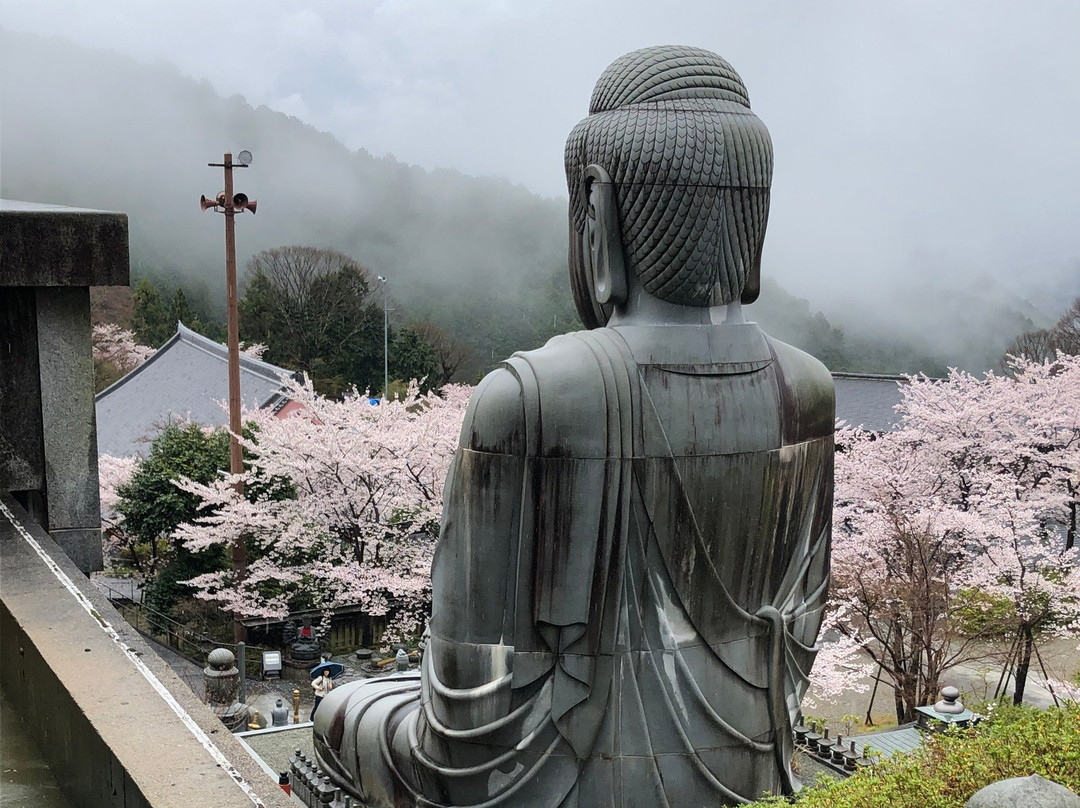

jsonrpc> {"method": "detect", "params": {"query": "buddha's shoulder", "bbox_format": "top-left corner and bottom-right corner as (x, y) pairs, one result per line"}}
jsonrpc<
(764, 335), (836, 439)
(462, 332), (620, 456)
(461, 367), (527, 455)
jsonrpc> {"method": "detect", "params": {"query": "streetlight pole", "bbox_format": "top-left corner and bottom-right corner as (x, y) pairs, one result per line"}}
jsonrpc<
(377, 275), (388, 401)
(201, 151), (256, 643)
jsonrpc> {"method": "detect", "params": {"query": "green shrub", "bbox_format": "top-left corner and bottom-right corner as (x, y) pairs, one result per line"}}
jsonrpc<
(747, 701), (1080, 808)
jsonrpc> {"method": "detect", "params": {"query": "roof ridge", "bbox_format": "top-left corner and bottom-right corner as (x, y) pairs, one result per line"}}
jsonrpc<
(97, 322), (296, 403)
(173, 321), (294, 381)
(94, 327), (183, 401)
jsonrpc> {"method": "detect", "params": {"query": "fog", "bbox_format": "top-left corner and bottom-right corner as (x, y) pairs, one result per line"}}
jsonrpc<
(2, 0), (1079, 370)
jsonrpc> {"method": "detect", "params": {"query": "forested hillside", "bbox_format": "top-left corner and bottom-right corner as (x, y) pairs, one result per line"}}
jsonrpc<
(3, 28), (1071, 380)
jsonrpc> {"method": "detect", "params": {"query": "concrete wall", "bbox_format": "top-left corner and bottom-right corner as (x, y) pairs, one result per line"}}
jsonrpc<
(0, 494), (295, 808)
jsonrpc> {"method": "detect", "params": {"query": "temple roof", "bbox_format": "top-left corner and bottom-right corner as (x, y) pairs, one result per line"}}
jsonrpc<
(95, 322), (299, 457)
(832, 372), (910, 432)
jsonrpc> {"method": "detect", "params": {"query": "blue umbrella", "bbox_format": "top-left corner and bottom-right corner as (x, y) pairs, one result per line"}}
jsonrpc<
(310, 661), (345, 680)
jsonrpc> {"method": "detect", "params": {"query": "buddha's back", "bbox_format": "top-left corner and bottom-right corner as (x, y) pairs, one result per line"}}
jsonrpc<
(313, 46), (835, 808)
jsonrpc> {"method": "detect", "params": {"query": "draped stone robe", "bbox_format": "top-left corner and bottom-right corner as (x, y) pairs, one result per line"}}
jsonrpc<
(314, 320), (834, 808)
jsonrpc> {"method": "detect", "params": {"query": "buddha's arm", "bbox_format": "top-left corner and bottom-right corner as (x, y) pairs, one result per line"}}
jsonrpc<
(426, 368), (530, 693)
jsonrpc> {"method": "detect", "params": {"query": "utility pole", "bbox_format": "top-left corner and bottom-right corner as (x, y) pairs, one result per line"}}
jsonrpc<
(201, 151), (256, 643)
(377, 274), (389, 401)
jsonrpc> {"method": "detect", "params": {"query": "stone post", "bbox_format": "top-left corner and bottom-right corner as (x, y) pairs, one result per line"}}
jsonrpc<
(203, 647), (245, 729)
(0, 200), (129, 574)
(271, 698), (289, 726)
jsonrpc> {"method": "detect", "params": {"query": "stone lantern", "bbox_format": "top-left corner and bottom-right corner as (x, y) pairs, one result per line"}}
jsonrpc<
(915, 686), (978, 731)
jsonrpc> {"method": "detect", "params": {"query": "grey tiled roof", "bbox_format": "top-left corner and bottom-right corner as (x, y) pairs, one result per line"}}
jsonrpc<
(851, 724), (925, 758)
(95, 323), (299, 458)
(832, 373), (909, 432)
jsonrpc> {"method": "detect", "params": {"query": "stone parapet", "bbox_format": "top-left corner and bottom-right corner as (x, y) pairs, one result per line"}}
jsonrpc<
(0, 199), (129, 287)
(1, 199), (130, 572)
(0, 494), (295, 808)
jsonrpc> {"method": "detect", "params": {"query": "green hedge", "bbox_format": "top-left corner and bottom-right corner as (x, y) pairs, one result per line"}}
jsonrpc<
(747, 701), (1080, 808)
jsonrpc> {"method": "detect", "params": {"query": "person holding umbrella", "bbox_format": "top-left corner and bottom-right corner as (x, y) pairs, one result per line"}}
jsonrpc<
(310, 668), (334, 720)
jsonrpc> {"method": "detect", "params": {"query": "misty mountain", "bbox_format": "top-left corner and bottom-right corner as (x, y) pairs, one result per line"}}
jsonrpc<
(3, 28), (1070, 376)
(0, 29), (567, 315)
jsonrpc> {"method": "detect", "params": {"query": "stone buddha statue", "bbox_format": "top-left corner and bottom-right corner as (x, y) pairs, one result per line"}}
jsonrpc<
(314, 45), (834, 807)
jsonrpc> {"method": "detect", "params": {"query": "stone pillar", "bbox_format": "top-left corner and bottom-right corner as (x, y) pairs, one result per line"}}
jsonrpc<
(0, 200), (129, 574)
(35, 286), (102, 571)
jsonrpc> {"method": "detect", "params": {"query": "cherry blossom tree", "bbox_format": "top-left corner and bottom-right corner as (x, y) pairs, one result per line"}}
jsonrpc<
(802, 607), (874, 711)
(92, 323), (156, 370)
(174, 376), (471, 642)
(92, 323), (155, 391)
(902, 355), (1080, 704)
(828, 424), (988, 722)
(99, 452), (138, 557)
(240, 341), (268, 360)
(821, 353), (1080, 719)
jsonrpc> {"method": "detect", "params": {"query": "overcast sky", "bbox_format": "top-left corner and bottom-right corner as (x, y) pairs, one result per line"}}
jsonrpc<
(2, 0), (1078, 314)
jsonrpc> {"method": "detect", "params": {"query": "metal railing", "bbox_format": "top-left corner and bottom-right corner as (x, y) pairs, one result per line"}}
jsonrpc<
(95, 580), (268, 678)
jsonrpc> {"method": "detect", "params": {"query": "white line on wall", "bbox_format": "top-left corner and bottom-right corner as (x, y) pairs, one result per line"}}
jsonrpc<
(0, 499), (266, 808)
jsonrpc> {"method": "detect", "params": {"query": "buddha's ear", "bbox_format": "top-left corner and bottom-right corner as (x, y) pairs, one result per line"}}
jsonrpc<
(583, 164), (627, 307)
(741, 193), (768, 304)
(741, 251), (762, 304)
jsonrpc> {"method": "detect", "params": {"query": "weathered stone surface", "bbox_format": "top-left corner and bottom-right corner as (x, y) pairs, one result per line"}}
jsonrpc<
(0, 493), (295, 808)
(1, 199), (127, 573)
(965, 774), (1080, 807)
(35, 287), (103, 569)
(0, 288), (45, 493)
(205, 649), (241, 705)
(314, 46), (833, 808)
(0, 200), (129, 287)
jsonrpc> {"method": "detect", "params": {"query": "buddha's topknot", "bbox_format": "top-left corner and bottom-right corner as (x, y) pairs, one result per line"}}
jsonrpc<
(589, 45), (750, 113)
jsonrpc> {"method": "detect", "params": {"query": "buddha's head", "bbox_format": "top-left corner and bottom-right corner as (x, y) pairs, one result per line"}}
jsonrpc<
(565, 46), (773, 327)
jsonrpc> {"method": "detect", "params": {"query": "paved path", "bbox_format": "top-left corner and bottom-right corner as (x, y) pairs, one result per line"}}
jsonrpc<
(809, 636), (1080, 729)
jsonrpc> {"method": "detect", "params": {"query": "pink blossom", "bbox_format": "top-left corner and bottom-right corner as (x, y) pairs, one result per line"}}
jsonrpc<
(92, 323), (154, 373)
(818, 353), (1080, 716)
(175, 376), (471, 643)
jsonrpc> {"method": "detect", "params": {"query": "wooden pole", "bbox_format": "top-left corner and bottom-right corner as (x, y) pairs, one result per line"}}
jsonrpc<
(223, 152), (247, 643)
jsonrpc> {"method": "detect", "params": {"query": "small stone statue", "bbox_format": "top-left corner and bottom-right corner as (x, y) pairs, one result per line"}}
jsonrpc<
(314, 45), (834, 807)
(271, 697), (290, 726)
(283, 618), (320, 665)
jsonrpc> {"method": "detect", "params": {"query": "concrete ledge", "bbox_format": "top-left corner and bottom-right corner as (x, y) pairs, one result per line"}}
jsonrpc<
(0, 200), (129, 287)
(0, 494), (295, 808)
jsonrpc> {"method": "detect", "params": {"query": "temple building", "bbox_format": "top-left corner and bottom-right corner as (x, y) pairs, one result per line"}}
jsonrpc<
(95, 322), (302, 458)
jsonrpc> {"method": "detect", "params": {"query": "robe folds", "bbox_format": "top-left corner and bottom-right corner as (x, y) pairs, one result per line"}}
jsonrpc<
(314, 322), (834, 808)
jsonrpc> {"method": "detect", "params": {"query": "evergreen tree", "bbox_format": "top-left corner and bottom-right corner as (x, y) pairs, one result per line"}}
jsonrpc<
(390, 327), (439, 392)
(131, 278), (171, 347)
(167, 287), (193, 330)
(240, 246), (383, 395)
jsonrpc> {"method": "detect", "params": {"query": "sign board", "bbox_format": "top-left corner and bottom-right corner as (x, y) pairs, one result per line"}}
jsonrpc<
(262, 650), (283, 676)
